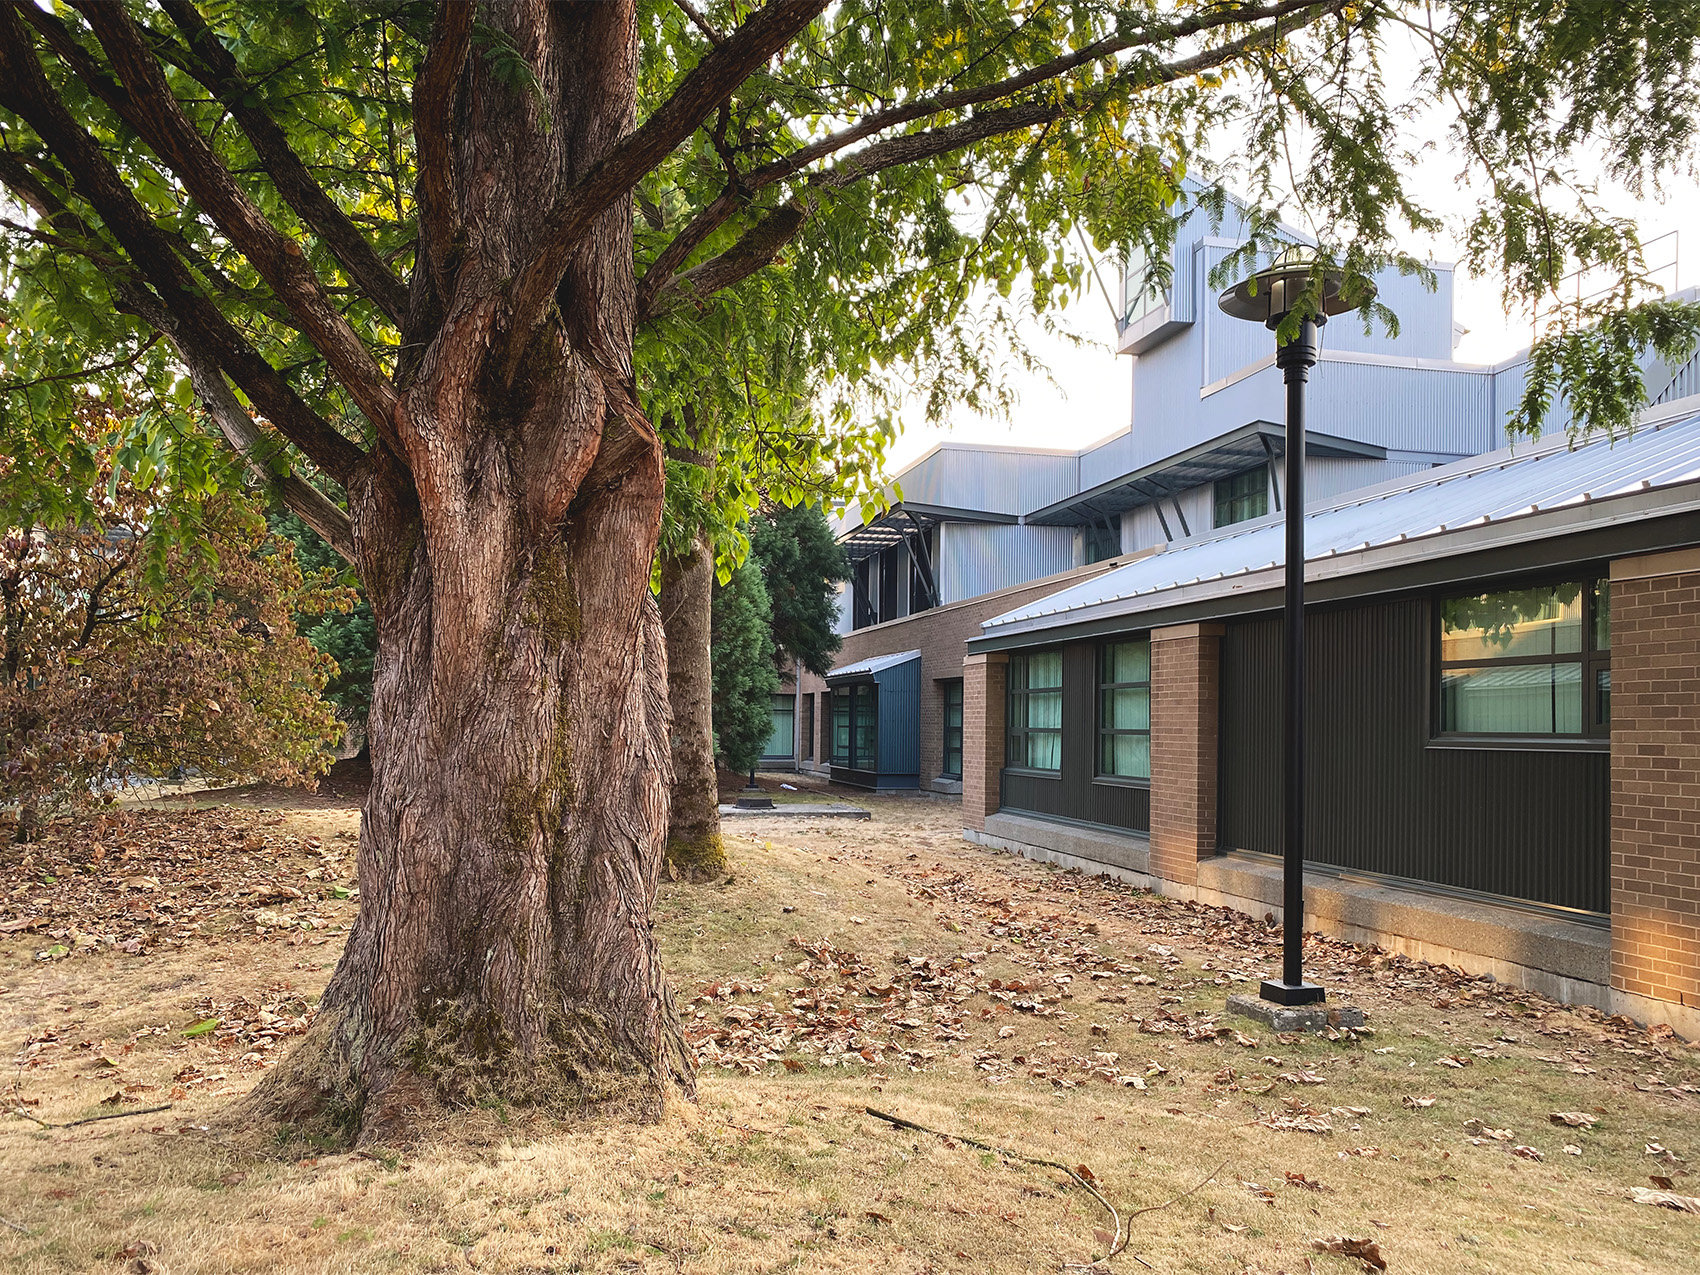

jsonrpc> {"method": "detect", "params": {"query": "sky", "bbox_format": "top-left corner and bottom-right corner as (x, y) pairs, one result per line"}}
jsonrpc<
(879, 33), (1700, 475)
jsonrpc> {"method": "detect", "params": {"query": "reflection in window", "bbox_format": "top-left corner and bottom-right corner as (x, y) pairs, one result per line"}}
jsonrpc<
(942, 680), (964, 778)
(1438, 580), (1610, 737)
(1214, 468), (1269, 528)
(829, 684), (880, 769)
(1099, 639), (1151, 779)
(764, 694), (795, 759)
(1121, 243), (1168, 328)
(1008, 651), (1063, 771)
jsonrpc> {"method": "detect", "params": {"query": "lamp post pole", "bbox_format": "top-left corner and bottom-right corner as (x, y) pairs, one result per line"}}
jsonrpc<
(1268, 318), (1324, 1005)
(1217, 250), (1368, 1010)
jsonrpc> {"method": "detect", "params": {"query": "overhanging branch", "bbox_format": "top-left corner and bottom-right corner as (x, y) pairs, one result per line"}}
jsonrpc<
(505, 0), (829, 352)
(157, 0), (410, 326)
(0, 8), (366, 483)
(72, 2), (401, 440)
(642, 7), (1337, 319)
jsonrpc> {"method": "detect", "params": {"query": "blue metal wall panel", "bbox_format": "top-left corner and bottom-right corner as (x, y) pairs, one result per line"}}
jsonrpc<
(938, 523), (1079, 603)
(874, 657), (920, 782)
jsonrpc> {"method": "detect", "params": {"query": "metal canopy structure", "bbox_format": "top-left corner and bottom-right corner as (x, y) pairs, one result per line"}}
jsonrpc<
(840, 503), (1016, 561)
(826, 649), (923, 682)
(1022, 421), (1386, 527)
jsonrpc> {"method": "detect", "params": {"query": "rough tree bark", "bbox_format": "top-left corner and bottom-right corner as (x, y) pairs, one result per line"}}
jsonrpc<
(243, 2), (698, 1141)
(659, 534), (725, 879)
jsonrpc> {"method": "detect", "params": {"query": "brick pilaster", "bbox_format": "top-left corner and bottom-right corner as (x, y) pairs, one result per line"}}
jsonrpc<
(962, 651), (1008, 831)
(1148, 623), (1224, 890)
(1610, 549), (1700, 1027)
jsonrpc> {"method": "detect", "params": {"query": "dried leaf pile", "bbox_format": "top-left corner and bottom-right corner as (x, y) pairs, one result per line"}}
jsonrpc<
(0, 808), (356, 959)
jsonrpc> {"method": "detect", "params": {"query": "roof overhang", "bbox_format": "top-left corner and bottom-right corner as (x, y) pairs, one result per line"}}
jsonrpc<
(969, 481), (1700, 650)
(1024, 422), (1386, 526)
(838, 502), (1017, 560)
(826, 649), (922, 682)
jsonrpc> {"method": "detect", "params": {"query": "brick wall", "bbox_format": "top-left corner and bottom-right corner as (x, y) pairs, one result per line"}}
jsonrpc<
(1610, 549), (1700, 1020)
(962, 652), (1008, 830)
(800, 559), (1126, 789)
(1148, 623), (1223, 889)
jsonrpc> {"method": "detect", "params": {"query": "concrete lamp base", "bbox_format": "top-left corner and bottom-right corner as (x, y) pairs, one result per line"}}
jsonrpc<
(1228, 992), (1366, 1035)
(1260, 979), (1326, 1006)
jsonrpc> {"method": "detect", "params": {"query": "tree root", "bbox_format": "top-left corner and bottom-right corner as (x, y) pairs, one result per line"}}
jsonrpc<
(233, 999), (693, 1149)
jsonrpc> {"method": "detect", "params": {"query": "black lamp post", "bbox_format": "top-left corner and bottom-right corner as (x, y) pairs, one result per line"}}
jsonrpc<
(1217, 249), (1372, 1008)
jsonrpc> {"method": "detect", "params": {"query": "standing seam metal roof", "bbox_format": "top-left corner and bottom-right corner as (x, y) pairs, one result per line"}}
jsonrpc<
(826, 649), (923, 679)
(980, 405), (1700, 633)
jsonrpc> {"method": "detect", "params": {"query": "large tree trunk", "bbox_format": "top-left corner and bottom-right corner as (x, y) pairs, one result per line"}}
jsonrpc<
(659, 534), (725, 879)
(242, 1), (692, 1144)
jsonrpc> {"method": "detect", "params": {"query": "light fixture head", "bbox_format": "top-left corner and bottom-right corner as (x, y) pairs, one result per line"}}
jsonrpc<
(1216, 246), (1369, 328)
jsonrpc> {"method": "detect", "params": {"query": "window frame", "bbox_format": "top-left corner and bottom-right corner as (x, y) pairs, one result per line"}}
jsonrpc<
(1213, 467), (1269, 529)
(941, 679), (964, 779)
(1006, 649), (1064, 775)
(1096, 637), (1152, 785)
(1431, 574), (1611, 746)
(829, 682), (880, 770)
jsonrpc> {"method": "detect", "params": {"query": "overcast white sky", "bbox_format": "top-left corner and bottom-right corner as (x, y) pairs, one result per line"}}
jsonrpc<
(881, 35), (1700, 474)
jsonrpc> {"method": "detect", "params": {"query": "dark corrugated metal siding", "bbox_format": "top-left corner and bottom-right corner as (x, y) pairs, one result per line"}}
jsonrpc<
(1219, 597), (1609, 913)
(875, 657), (921, 782)
(1001, 642), (1151, 834)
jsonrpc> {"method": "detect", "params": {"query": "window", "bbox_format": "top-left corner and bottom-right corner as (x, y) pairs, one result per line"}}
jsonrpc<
(941, 680), (964, 778)
(1085, 515), (1122, 564)
(1098, 639), (1151, 779)
(1121, 243), (1168, 328)
(801, 694), (815, 761)
(1437, 578), (1610, 738)
(830, 683), (879, 769)
(1214, 468), (1268, 528)
(1008, 651), (1063, 771)
(764, 694), (795, 759)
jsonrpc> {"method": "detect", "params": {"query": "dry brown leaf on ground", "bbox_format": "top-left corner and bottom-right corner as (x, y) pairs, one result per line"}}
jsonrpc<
(1310, 1234), (1388, 1270)
(1629, 1187), (1700, 1214)
(1551, 1111), (1599, 1128)
(1260, 1114), (1333, 1135)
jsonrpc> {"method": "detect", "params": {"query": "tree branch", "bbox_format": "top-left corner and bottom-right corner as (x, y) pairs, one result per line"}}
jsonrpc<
(638, 0), (1334, 300)
(70, 2), (401, 442)
(0, 17), (366, 484)
(180, 348), (355, 560)
(643, 9), (1333, 319)
(156, 0), (410, 326)
(506, 0), (829, 351)
(411, 0), (474, 303)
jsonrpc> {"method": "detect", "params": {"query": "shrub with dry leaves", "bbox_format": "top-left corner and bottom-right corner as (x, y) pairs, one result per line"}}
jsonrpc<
(2, 427), (349, 828)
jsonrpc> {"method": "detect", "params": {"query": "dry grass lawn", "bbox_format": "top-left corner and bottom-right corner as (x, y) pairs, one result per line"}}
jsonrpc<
(2, 785), (1698, 1274)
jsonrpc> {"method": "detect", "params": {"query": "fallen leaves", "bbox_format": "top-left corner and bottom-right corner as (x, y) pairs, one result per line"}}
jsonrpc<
(1629, 1186), (1700, 1214)
(1550, 1111), (1598, 1129)
(1463, 1118), (1512, 1142)
(1309, 1235), (1387, 1271)
(1260, 1114), (1333, 1136)
(0, 808), (355, 957)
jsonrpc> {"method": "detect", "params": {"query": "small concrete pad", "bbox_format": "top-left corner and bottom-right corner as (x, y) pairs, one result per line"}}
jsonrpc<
(718, 802), (870, 820)
(1227, 993), (1366, 1034)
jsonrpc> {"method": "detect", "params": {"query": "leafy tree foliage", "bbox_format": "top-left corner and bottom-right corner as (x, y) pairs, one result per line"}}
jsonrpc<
(710, 560), (780, 775)
(269, 509), (375, 729)
(1, 424), (348, 830)
(748, 504), (848, 678)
